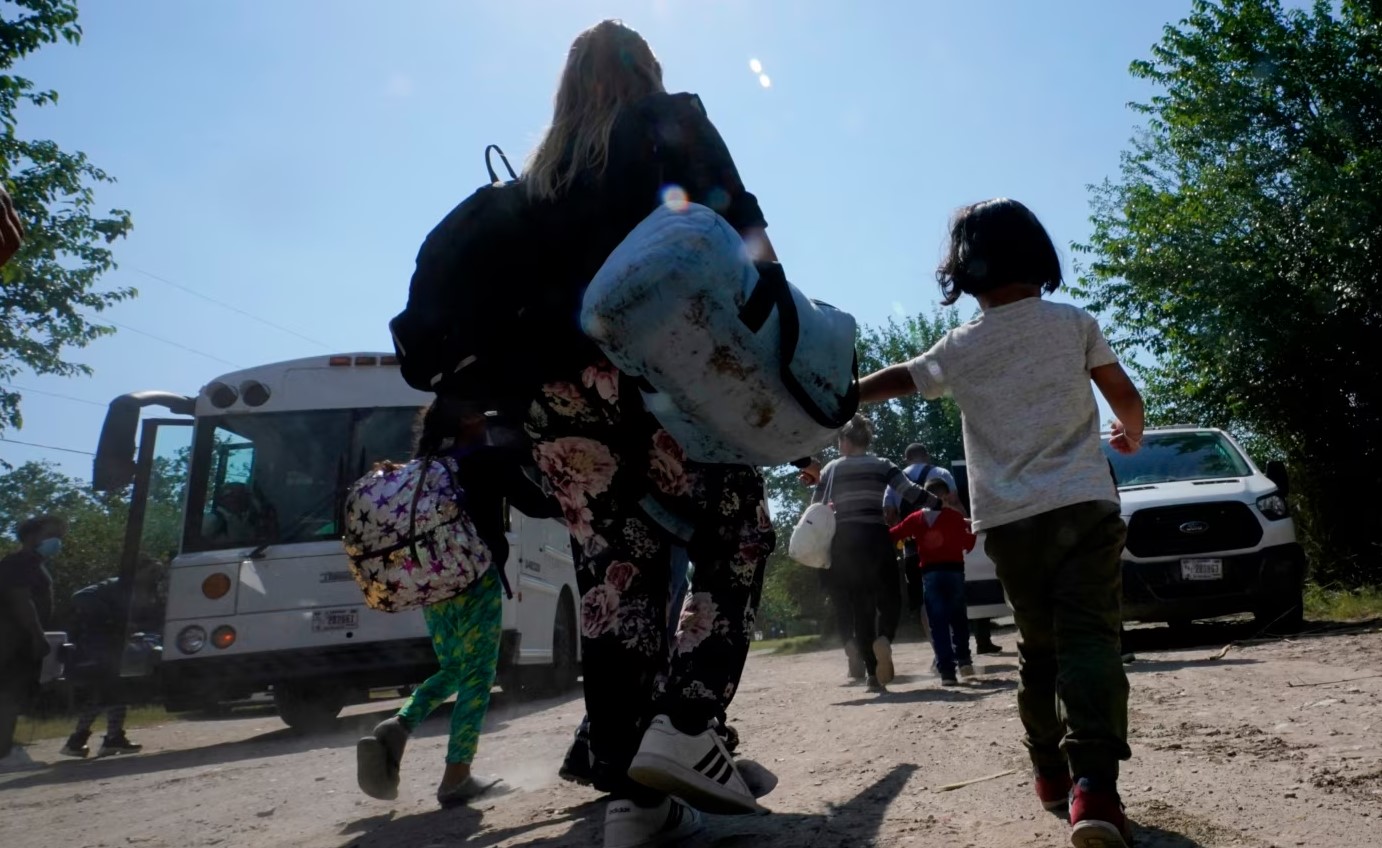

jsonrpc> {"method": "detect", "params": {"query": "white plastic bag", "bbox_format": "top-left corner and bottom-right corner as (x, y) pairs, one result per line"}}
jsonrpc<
(788, 501), (836, 569)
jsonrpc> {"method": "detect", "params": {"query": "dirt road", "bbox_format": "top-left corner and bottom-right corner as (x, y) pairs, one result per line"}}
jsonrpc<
(2, 623), (1379, 848)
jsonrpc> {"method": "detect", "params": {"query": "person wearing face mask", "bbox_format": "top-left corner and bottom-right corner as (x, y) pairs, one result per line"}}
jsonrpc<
(0, 515), (67, 761)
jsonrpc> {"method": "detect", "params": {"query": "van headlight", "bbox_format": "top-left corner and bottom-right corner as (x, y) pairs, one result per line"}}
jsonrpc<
(1256, 493), (1290, 521)
(177, 625), (207, 655)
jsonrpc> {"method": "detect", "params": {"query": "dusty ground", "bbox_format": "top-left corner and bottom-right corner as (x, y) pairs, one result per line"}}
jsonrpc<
(2, 621), (1379, 848)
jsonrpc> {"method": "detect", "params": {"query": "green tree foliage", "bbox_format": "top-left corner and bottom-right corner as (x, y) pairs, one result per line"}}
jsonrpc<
(1074, 0), (1381, 582)
(0, 459), (184, 629)
(1, 0), (135, 431)
(757, 308), (967, 631)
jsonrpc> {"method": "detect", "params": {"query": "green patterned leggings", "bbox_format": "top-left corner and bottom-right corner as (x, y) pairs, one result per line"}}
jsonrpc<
(396, 568), (502, 764)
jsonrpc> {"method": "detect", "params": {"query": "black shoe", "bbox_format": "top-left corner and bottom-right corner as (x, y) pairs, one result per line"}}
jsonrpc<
(96, 734), (142, 757)
(559, 720), (595, 786)
(940, 675), (960, 687)
(864, 674), (886, 693)
(60, 733), (91, 758)
(976, 642), (1002, 655)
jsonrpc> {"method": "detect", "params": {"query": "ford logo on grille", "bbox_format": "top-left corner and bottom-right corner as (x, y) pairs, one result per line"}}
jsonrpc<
(1179, 521), (1210, 535)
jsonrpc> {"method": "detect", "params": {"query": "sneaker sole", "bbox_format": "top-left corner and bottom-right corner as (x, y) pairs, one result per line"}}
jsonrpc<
(873, 638), (895, 686)
(356, 737), (399, 801)
(437, 775), (501, 808)
(95, 749), (140, 758)
(1071, 820), (1130, 848)
(558, 767), (595, 787)
(605, 804), (704, 848)
(627, 751), (764, 816)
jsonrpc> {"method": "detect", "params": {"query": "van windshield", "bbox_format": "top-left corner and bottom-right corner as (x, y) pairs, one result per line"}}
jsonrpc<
(182, 406), (420, 553)
(1101, 431), (1252, 487)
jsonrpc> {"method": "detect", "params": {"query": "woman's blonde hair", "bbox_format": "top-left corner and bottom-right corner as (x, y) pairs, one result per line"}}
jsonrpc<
(525, 20), (664, 201)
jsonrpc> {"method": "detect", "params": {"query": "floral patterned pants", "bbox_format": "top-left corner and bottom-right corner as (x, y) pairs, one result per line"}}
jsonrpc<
(526, 361), (775, 794)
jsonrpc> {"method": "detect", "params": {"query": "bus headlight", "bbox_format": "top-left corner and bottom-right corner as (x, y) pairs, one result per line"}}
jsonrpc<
(177, 625), (207, 655)
(211, 625), (236, 650)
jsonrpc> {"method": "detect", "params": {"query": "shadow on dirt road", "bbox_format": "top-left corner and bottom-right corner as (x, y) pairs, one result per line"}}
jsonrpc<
(334, 764), (924, 848)
(2, 689), (581, 792)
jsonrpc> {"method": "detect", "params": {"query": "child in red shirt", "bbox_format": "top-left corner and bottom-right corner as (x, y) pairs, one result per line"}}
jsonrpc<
(890, 479), (976, 685)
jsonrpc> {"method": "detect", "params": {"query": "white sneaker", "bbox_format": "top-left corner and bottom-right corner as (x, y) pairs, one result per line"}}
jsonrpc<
(958, 664), (977, 679)
(873, 636), (895, 686)
(604, 796), (703, 848)
(627, 715), (762, 815)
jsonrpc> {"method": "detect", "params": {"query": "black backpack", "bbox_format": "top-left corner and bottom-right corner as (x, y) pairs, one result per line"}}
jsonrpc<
(389, 146), (578, 417)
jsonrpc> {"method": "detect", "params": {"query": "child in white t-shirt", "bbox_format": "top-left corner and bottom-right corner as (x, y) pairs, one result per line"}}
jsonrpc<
(859, 198), (1145, 848)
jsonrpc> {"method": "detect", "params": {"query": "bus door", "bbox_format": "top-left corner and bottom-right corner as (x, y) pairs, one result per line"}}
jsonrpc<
(112, 419), (194, 684)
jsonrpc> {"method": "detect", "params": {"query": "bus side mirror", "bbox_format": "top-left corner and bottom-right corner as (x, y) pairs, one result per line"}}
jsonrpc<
(1266, 460), (1290, 499)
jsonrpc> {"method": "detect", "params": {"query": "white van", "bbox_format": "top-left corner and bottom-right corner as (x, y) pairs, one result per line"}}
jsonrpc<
(1102, 426), (1306, 632)
(92, 353), (581, 730)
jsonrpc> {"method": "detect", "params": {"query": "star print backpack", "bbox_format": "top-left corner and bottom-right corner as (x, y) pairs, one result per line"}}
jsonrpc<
(343, 455), (498, 613)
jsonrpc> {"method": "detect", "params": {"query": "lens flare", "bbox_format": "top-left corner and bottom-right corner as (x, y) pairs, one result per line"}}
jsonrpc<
(661, 184), (690, 212)
(758, 74), (772, 88)
(749, 58), (763, 74)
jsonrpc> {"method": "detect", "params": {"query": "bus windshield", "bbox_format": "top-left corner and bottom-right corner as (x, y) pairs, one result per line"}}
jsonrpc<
(183, 406), (419, 553)
(1101, 431), (1252, 487)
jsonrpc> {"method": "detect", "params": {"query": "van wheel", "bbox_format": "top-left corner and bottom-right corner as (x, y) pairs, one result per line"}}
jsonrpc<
(273, 683), (345, 733)
(1255, 582), (1305, 636)
(548, 594), (579, 693)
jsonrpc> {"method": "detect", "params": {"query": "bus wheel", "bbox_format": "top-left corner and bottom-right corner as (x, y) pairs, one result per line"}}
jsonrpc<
(273, 682), (344, 733)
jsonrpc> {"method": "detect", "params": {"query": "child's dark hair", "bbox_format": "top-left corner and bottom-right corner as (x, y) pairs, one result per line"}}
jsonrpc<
(413, 396), (487, 458)
(16, 514), (65, 544)
(936, 198), (1062, 306)
(924, 478), (951, 498)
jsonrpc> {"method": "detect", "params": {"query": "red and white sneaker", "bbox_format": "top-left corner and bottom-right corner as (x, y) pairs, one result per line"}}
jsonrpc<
(1035, 769), (1073, 812)
(1069, 778), (1134, 848)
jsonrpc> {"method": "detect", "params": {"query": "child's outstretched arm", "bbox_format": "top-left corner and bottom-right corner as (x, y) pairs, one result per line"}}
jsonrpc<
(889, 512), (923, 544)
(1091, 363), (1145, 455)
(860, 363), (917, 403)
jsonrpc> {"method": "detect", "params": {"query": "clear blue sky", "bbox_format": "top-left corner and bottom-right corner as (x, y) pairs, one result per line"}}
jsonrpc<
(3, 0), (1195, 478)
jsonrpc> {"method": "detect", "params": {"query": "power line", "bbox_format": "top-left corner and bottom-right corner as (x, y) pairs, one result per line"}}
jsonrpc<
(130, 267), (331, 349)
(107, 320), (242, 369)
(1, 383), (105, 408)
(0, 437), (95, 456)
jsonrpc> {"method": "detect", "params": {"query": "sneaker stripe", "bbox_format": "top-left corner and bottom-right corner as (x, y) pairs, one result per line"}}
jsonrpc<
(707, 756), (734, 785)
(692, 748), (721, 773)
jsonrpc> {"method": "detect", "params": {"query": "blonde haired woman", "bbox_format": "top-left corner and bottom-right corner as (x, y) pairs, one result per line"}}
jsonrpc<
(522, 19), (780, 848)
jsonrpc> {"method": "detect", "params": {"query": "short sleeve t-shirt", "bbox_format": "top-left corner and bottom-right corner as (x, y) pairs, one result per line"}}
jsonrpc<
(905, 298), (1120, 532)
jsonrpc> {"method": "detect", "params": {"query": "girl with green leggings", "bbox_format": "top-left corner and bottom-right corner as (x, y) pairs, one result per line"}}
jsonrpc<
(356, 399), (558, 806)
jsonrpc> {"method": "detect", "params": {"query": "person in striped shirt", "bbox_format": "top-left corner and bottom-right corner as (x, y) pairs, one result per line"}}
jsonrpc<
(810, 415), (935, 692)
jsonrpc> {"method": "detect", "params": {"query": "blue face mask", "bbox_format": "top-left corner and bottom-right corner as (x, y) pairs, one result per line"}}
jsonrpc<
(34, 537), (62, 559)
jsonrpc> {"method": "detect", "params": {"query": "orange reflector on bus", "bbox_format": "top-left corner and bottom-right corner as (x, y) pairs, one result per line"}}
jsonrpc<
(328, 356), (352, 366)
(354, 355), (378, 366)
(211, 625), (236, 650)
(380, 355), (398, 365)
(202, 573), (232, 600)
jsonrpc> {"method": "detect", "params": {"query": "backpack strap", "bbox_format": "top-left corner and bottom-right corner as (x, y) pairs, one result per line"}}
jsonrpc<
(738, 262), (860, 429)
(485, 145), (519, 185)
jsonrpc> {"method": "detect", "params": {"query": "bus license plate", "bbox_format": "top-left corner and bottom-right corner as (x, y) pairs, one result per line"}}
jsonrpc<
(312, 609), (359, 632)
(1181, 559), (1224, 581)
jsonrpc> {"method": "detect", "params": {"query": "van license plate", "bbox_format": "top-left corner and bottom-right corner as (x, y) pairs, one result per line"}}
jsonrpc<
(1181, 559), (1224, 581)
(312, 609), (359, 632)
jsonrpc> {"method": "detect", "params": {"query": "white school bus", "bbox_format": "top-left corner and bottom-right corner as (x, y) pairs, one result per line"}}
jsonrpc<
(93, 353), (580, 730)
